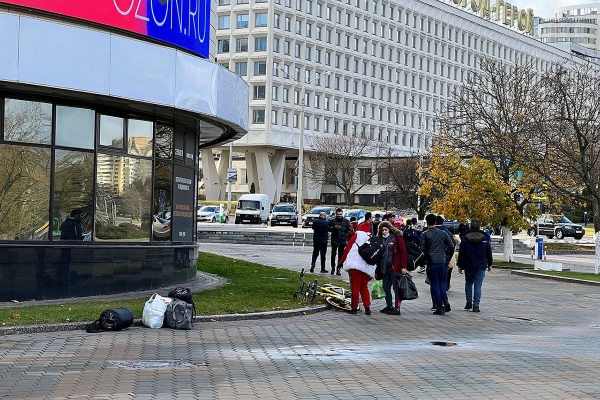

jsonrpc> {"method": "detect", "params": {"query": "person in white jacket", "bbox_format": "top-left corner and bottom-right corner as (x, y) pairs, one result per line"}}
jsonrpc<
(339, 221), (376, 314)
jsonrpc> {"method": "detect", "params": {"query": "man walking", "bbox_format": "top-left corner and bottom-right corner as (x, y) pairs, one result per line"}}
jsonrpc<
(457, 220), (493, 312)
(310, 212), (329, 273)
(328, 208), (351, 275)
(420, 214), (454, 315)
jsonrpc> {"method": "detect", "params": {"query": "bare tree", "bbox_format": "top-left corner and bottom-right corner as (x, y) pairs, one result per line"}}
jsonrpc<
(383, 155), (433, 219)
(304, 134), (393, 205)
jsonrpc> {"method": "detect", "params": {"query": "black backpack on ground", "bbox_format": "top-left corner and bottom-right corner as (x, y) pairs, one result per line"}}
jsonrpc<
(405, 241), (425, 272)
(86, 308), (134, 333)
(168, 287), (196, 317)
(163, 299), (193, 330)
(357, 235), (385, 265)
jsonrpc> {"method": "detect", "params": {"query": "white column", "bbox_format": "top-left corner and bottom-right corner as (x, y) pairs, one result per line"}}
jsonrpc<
(201, 149), (222, 200)
(216, 148), (230, 200)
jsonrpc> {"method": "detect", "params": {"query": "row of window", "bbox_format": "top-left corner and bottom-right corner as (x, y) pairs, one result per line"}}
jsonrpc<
(217, 13), (267, 29)
(540, 27), (596, 34)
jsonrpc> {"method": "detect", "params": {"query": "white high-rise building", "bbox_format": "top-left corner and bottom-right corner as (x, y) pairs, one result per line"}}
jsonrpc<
(203, 0), (579, 206)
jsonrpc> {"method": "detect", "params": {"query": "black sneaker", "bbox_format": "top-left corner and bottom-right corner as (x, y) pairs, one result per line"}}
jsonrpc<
(433, 308), (445, 315)
(464, 302), (473, 310)
(444, 302), (451, 313)
(309, 266), (315, 273)
(380, 306), (391, 313)
(364, 307), (372, 315)
(387, 308), (401, 315)
(472, 305), (480, 313)
(336, 270), (342, 276)
(330, 269), (335, 275)
(349, 309), (358, 314)
(320, 269), (329, 273)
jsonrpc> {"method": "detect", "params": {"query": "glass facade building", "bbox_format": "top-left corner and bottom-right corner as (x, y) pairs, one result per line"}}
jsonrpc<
(0, 1), (249, 301)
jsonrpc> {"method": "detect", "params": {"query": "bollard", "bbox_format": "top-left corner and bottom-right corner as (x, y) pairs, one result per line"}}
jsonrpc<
(535, 237), (544, 260)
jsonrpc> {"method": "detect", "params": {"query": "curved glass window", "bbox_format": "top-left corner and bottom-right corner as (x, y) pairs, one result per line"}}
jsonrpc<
(55, 106), (95, 149)
(0, 144), (51, 240)
(155, 124), (174, 160)
(99, 115), (124, 148)
(127, 119), (153, 157)
(3, 99), (52, 144)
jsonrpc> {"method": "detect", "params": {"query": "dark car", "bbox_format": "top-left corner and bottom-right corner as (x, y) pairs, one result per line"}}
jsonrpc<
(301, 206), (336, 228)
(269, 203), (298, 227)
(442, 220), (461, 234)
(527, 214), (585, 240)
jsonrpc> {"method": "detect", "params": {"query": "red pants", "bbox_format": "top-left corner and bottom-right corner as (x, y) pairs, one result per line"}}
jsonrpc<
(349, 269), (371, 310)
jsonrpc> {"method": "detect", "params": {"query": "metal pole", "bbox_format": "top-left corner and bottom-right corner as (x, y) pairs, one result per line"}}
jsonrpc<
(227, 142), (233, 213)
(417, 118), (424, 217)
(297, 100), (305, 217)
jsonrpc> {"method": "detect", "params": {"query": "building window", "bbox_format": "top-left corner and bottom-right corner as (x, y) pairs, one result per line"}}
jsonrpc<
(255, 37), (267, 51)
(255, 13), (268, 27)
(236, 38), (248, 52)
(235, 62), (247, 76)
(218, 15), (230, 29)
(254, 61), (267, 75)
(237, 14), (249, 28)
(253, 110), (265, 123)
(217, 39), (229, 53)
(253, 85), (266, 99)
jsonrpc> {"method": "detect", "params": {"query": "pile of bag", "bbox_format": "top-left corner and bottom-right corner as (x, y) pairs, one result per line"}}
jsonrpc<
(142, 287), (196, 330)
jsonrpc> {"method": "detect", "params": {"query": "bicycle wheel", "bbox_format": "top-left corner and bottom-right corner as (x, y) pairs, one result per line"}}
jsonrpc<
(325, 296), (353, 312)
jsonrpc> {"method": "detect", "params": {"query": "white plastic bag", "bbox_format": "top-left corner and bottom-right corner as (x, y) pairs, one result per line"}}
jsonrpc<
(142, 293), (172, 328)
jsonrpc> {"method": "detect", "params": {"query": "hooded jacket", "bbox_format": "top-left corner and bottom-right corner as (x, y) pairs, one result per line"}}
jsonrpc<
(377, 221), (407, 273)
(457, 229), (493, 270)
(339, 222), (376, 278)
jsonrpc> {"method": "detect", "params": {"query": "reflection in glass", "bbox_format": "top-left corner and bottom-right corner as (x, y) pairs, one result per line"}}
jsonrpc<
(53, 150), (94, 241)
(3, 99), (52, 144)
(155, 124), (173, 159)
(99, 115), (124, 147)
(128, 119), (154, 157)
(55, 106), (95, 149)
(95, 153), (152, 241)
(0, 144), (50, 240)
(153, 162), (172, 241)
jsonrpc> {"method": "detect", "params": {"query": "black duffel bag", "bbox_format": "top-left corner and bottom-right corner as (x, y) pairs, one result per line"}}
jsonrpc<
(86, 307), (134, 333)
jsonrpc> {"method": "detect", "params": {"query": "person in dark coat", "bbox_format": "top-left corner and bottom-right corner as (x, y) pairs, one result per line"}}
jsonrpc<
(60, 209), (84, 241)
(435, 216), (456, 291)
(457, 220), (493, 313)
(328, 208), (351, 275)
(311, 212), (330, 273)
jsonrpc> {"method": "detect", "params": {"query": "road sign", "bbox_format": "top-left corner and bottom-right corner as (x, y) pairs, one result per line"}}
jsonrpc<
(227, 168), (237, 183)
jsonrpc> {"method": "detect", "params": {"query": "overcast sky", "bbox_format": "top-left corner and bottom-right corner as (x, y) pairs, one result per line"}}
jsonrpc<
(508, 0), (600, 19)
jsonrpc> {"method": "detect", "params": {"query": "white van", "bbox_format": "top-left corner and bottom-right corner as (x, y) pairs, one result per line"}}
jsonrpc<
(235, 194), (271, 225)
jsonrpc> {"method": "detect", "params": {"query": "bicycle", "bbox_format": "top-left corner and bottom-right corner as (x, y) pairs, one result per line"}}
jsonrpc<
(294, 269), (353, 312)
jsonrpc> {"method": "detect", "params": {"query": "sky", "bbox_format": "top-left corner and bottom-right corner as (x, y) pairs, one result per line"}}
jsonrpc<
(508, 0), (600, 19)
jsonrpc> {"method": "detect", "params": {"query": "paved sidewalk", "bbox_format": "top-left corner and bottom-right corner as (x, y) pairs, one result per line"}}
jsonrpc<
(1, 243), (599, 399)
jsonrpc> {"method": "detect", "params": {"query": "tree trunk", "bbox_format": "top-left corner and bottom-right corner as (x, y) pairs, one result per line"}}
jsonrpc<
(594, 197), (600, 275)
(502, 226), (514, 262)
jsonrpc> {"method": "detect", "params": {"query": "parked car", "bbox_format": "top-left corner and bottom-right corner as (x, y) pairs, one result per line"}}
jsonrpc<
(343, 209), (368, 223)
(269, 203), (298, 227)
(152, 215), (171, 239)
(527, 214), (585, 240)
(197, 205), (228, 223)
(302, 206), (336, 228)
(442, 220), (462, 234)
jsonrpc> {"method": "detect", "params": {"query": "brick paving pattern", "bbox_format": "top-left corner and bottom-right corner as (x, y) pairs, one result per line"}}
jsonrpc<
(0, 243), (598, 399)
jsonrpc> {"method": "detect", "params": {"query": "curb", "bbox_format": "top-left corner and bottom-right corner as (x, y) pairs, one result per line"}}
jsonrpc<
(511, 270), (600, 286)
(0, 305), (327, 336)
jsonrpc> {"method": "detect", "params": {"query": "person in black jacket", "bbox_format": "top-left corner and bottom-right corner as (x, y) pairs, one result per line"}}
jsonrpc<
(457, 220), (493, 313)
(311, 212), (330, 273)
(60, 209), (84, 241)
(328, 208), (351, 275)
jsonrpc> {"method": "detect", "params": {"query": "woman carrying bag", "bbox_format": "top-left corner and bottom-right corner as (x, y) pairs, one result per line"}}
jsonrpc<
(377, 221), (408, 315)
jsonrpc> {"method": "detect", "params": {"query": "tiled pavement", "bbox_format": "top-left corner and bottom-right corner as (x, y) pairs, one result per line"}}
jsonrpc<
(1, 243), (599, 399)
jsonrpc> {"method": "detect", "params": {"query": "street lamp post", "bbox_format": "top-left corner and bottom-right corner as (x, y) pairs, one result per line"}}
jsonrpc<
(409, 98), (426, 218)
(278, 68), (331, 220)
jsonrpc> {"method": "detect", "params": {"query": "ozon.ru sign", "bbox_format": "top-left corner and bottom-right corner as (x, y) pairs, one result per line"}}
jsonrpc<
(0, 0), (210, 58)
(449, 0), (534, 35)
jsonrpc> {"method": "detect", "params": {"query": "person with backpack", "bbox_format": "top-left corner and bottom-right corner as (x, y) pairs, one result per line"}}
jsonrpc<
(339, 222), (376, 315)
(328, 208), (352, 276)
(377, 221), (407, 316)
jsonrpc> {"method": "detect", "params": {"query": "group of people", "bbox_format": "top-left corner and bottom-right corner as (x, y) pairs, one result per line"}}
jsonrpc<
(310, 209), (493, 315)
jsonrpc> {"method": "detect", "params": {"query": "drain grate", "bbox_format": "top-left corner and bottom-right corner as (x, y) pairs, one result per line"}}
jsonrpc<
(431, 341), (456, 346)
(107, 360), (206, 370)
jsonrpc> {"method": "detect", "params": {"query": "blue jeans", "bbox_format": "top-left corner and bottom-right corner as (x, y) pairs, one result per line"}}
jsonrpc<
(464, 269), (486, 306)
(427, 263), (448, 310)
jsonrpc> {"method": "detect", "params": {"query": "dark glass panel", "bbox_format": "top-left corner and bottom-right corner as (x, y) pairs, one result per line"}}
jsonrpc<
(153, 162), (172, 242)
(127, 119), (153, 157)
(3, 99), (52, 144)
(99, 115), (124, 148)
(95, 154), (152, 241)
(55, 106), (95, 149)
(155, 124), (173, 159)
(53, 150), (94, 241)
(0, 144), (50, 240)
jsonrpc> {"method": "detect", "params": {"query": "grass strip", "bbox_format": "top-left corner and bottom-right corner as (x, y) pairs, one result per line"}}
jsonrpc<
(524, 270), (600, 282)
(0, 252), (343, 328)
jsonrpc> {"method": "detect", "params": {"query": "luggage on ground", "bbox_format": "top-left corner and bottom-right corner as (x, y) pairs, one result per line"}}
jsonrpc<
(86, 307), (134, 333)
(163, 299), (193, 330)
(142, 293), (172, 329)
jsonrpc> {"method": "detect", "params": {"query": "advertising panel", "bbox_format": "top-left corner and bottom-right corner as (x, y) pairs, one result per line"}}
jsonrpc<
(172, 165), (195, 243)
(0, 0), (210, 58)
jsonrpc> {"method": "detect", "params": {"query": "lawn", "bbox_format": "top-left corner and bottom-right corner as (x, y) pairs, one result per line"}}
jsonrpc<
(0, 252), (343, 328)
(524, 270), (600, 282)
